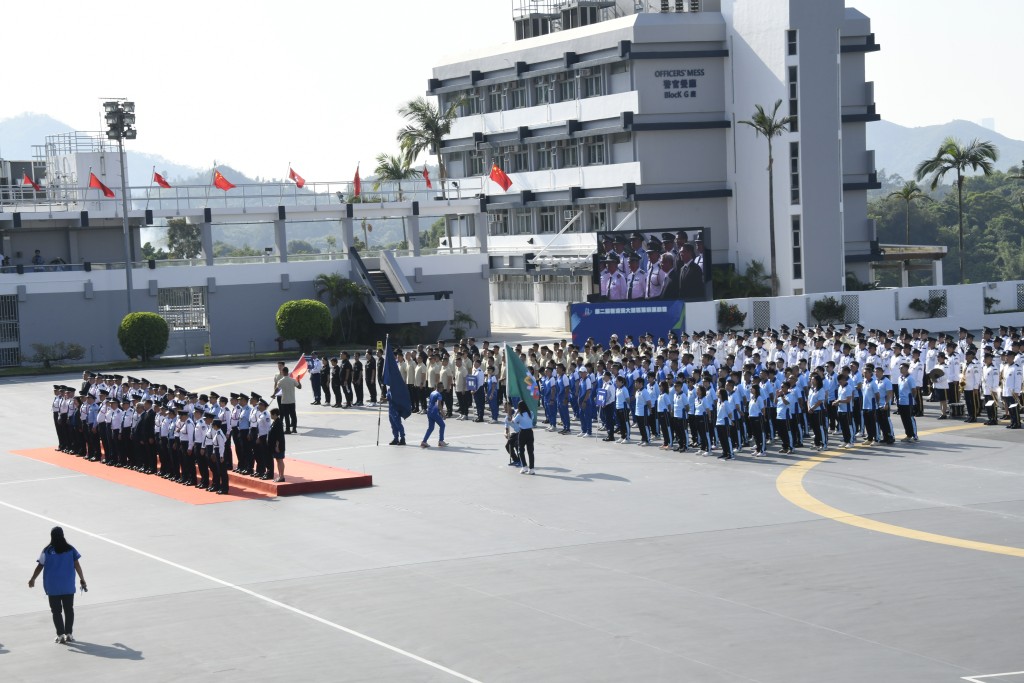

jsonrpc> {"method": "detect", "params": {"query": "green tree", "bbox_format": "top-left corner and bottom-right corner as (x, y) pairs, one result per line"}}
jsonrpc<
(420, 217), (446, 249)
(915, 136), (999, 284)
(118, 312), (170, 362)
(213, 242), (262, 258)
(275, 299), (332, 353)
(30, 341), (86, 368)
(287, 240), (320, 255)
(886, 181), (932, 245)
(450, 310), (477, 340)
(373, 152), (419, 201)
(166, 217), (202, 259)
(313, 273), (369, 342)
(739, 100), (792, 297)
(141, 241), (168, 260)
(397, 95), (463, 247)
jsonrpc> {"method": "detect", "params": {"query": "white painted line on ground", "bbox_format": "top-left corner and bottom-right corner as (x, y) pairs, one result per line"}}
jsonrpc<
(963, 672), (1024, 682)
(0, 498), (482, 683)
(0, 474), (86, 486)
(289, 431), (497, 456)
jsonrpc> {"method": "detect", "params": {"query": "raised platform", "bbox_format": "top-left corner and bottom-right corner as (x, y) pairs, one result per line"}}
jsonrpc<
(227, 459), (372, 496)
(10, 447), (372, 504)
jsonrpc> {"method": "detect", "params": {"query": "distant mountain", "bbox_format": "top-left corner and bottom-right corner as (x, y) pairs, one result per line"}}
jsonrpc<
(869, 119), (1024, 181)
(0, 112), (203, 187)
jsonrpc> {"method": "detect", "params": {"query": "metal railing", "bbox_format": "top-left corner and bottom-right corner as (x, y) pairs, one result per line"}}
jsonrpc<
(348, 247), (452, 303)
(0, 177), (485, 213)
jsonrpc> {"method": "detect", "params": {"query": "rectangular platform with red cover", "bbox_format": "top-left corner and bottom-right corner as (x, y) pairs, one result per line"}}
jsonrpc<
(227, 460), (372, 496)
(10, 448), (372, 504)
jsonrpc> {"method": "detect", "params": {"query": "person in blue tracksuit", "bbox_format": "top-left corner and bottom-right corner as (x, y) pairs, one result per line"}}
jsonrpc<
(387, 387), (406, 446)
(421, 384), (448, 449)
(555, 365), (571, 434)
(576, 367), (594, 437)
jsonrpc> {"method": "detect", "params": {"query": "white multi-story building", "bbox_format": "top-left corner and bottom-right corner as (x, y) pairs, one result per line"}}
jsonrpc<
(429, 0), (881, 327)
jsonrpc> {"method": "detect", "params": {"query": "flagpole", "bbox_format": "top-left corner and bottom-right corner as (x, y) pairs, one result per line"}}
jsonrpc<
(145, 165), (154, 211)
(205, 162), (215, 207)
(375, 334), (388, 446)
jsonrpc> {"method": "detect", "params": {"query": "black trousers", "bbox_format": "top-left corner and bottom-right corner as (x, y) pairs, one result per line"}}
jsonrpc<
(875, 408), (894, 442)
(311, 373), (322, 402)
(517, 428), (535, 469)
(366, 375), (378, 403)
(329, 378), (341, 405)
(716, 425), (733, 458)
(749, 414), (765, 452)
(965, 389), (980, 420)
(838, 411), (853, 444)
(195, 444), (209, 486)
(342, 381), (353, 406)
(48, 594), (75, 636)
(457, 391), (470, 417)
(281, 403), (297, 432)
(353, 378), (364, 404)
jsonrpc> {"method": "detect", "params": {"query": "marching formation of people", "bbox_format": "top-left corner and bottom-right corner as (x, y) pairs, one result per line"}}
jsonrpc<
(49, 367), (304, 495)
(46, 325), (1023, 489)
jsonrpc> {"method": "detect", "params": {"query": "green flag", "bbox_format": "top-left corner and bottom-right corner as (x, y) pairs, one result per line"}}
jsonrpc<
(505, 344), (539, 416)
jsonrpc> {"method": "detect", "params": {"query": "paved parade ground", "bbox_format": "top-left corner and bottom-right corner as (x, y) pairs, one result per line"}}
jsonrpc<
(2, 361), (1023, 682)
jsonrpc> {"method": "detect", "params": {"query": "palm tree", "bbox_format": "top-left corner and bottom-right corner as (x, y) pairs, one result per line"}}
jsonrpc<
(914, 137), (999, 284)
(372, 152), (419, 201)
(314, 272), (368, 342)
(739, 100), (793, 297)
(886, 181), (932, 245)
(397, 96), (463, 248)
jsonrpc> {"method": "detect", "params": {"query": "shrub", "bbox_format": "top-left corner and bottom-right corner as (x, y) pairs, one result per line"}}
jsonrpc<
(450, 310), (477, 341)
(275, 299), (332, 353)
(118, 312), (169, 362)
(717, 301), (747, 330)
(810, 296), (846, 325)
(984, 295), (1000, 314)
(30, 342), (86, 368)
(908, 297), (944, 318)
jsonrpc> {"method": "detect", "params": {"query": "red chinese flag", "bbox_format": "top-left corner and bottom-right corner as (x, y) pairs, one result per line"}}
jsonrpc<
(489, 163), (513, 192)
(290, 354), (309, 381)
(422, 166), (432, 189)
(153, 172), (172, 189)
(213, 169), (236, 191)
(88, 172), (115, 198)
(22, 173), (42, 192)
(353, 165), (361, 197)
(288, 167), (305, 189)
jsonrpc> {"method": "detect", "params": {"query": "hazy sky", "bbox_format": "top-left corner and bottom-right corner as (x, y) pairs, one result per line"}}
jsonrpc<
(1, 0), (1019, 182)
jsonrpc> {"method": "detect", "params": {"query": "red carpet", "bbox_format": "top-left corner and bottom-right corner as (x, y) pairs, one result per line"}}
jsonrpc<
(10, 448), (372, 505)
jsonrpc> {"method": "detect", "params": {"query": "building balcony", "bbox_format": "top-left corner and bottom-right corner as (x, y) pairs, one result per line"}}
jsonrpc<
(448, 91), (639, 140)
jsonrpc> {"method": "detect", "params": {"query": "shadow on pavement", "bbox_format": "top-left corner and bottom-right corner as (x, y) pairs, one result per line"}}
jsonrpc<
(67, 641), (143, 660)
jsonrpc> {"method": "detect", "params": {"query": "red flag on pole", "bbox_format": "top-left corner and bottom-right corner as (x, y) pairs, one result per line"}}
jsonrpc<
(22, 173), (42, 192)
(489, 163), (513, 192)
(422, 166), (432, 189)
(88, 172), (115, 198)
(153, 172), (172, 189)
(290, 354), (309, 381)
(288, 167), (306, 189)
(353, 165), (361, 197)
(213, 169), (236, 191)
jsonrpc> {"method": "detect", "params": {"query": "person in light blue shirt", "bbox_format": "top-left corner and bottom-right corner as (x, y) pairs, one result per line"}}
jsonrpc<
(748, 383), (767, 455)
(775, 381), (794, 454)
(513, 401), (535, 473)
(895, 363), (919, 442)
(656, 380), (673, 449)
(693, 385), (712, 453)
(606, 376), (631, 443)
(715, 389), (734, 459)
(28, 526), (86, 644)
(861, 367), (879, 443)
(834, 373), (855, 447)
(874, 366), (896, 444)
(807, 374), (829, 451)
(633, 378), (653, 446)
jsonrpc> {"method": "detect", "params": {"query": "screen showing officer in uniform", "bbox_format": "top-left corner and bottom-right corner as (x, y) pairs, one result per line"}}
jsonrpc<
(590, 229), (711, 302)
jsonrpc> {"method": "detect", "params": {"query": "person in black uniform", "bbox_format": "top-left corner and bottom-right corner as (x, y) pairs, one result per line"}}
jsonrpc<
(352, 353), (364, 406)
(340, 352), (354, 407)
(330, 357), (343, 408)
(364, 350), (378, 405)
(268, 408), (287, 483)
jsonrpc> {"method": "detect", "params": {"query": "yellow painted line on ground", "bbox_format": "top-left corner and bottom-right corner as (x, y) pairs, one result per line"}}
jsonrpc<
(775, 422), (1024, 558)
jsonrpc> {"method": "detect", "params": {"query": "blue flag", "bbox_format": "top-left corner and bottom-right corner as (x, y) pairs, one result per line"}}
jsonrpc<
(382, 339), (412, 419)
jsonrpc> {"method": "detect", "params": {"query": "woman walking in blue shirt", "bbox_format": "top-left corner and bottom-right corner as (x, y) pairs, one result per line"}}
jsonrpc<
(421, 383), (449, 449)
(28, 527), (86, 644)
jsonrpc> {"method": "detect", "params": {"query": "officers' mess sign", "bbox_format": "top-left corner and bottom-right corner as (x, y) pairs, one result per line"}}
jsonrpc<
(657, 67), (704, 99)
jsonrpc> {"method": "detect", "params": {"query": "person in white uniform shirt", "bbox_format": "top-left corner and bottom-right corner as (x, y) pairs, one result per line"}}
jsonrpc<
(624, 252), (647, 301)
(600, 257), (627, 301)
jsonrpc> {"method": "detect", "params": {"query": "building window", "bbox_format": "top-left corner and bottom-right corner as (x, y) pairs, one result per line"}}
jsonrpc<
(542, 276), (582, 302)
(536, 142), (555, 170)
(539, 207), (559, 233)
(488, 213), (509, 236)
(790, 141), (800, 205)
(788, 66), (799, 133)
(495, 275), (533, 301)
(588, 206), (607, 232)
(459, 89), (480, 116)
(514, 209), (533, 234)
(510, 146), (530, 172)
(787, 29), (798, 56)
(792, 215), (803, 280)
(509, 83), (527, 109)
(533, 77), (552, 104)
(584, 136), (606, 166)
(560, 140), (579, 168)
(487, 85), (503, 112)
(556, 74), (576, 101)
(580, 71), (603, 98)
(467, 150), (485, 176)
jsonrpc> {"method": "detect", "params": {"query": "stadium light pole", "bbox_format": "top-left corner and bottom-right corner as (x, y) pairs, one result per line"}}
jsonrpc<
(104, 100), (137, 314)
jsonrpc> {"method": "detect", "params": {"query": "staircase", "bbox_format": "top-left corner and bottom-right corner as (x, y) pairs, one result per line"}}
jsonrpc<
(367, 270), (397, 298)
